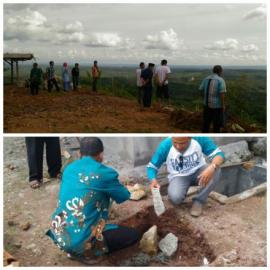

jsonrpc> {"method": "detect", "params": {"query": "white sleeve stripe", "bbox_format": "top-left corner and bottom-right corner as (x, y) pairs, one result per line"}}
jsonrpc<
(147, 162), (158, 170)
(207, 148), (222, 158)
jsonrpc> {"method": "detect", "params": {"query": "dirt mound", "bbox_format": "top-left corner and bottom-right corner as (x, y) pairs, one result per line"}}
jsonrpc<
(105, 206), (215, 266)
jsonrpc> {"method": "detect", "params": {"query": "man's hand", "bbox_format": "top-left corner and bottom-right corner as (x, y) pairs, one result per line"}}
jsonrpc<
(197, 164), (215, 187)
(150, 179), (160, 190)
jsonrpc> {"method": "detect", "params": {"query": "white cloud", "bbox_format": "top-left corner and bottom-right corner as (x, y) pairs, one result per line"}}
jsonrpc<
(243, 5), (266, 20)
(204, 38), (239, 51)
(84, 32), (133, 49)
(61, 21), (84, 33)
(143, 28), (180, 51)
(241, 44), (259, 52)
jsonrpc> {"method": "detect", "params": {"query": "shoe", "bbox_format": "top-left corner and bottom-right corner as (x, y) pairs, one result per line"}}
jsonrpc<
(190, 201), (203, 217)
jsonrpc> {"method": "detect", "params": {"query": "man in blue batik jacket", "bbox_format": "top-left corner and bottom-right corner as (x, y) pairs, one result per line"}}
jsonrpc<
(47, 137), (140, 264)
(147, 137), (225, 217)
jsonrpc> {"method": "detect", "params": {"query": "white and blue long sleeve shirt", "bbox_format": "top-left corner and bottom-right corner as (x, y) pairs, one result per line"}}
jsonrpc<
(147, 137), (225, 181)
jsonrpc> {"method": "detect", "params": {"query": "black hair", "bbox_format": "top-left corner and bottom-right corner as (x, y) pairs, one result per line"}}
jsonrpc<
(161, 59), (167, 65)
(94, 60), (98, 64)
(75, 63), (79, 66)
(33, 63), (38, 67)
(49, 61), (54, 65)
(80, 137), (104, 157)
(213, 65), (223, 75)
(139, 62), (145, 68)
(148, 63), (155, 68)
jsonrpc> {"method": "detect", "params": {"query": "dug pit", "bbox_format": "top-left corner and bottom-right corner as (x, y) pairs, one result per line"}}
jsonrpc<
(104, 206), (215, 266)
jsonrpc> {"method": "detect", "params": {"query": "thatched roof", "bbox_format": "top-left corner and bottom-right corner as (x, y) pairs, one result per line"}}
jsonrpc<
(4, 53), (34, 61)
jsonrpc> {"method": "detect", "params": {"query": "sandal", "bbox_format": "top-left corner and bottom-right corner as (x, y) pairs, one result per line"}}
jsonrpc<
(29, 180), (42, 189)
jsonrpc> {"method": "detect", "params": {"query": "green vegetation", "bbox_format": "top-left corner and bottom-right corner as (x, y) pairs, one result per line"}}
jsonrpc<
(4, 63), (266, 127)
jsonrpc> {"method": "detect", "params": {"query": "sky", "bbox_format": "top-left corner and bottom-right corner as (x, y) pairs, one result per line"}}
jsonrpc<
(3, 3), (267, 66)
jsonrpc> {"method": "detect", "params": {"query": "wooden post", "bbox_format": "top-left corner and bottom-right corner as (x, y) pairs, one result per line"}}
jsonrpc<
(11, 60), (14, 84)
(16, 60), (19, 82)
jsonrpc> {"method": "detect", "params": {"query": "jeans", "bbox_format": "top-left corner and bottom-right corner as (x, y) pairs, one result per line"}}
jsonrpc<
(167, 165), (221, 205)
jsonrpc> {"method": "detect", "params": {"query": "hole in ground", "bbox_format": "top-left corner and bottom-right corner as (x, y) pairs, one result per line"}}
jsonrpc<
(105, 206), (215, 266)
(215, 165), (266, 197)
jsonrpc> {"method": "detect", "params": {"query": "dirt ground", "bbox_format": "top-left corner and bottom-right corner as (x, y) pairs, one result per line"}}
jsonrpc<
(3, 138), (266, 266)
(4, 85), (186, 133)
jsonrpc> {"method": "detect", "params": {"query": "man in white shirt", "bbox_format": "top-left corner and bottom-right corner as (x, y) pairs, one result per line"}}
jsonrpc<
(154, 59), (171, 109)
(136, 62), (145, 108)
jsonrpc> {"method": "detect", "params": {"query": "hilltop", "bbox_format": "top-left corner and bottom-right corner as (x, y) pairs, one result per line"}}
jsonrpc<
(4, 85), (264, 133)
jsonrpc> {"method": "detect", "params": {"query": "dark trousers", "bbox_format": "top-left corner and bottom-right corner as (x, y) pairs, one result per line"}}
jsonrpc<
(143, 86), (152, 107)
(202, 106), (223, 133)
(137, 86), (143, 106)
(73, 76), (79, 90)
(156, 84), (169, 99)
(30, 82), (39, 95)
(103, 226), (140, 253)
(48, 78), (60, 92)
(92, 78), (98, 92)
(25, 137), (62, 182)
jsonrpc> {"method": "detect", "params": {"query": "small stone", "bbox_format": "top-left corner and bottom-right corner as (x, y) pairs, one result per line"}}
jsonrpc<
(13, 243), (22, 249)
(139, 225), (158, 255)
(158, 233), (178, 257)
(26, 243), (36, 250)
(130, 189), (147, 201)
(20, 222), (31, 231)
(8, 220), (16, 226)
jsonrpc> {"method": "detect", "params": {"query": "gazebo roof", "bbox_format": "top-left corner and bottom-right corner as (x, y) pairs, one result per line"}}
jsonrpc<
(4, 53), (35, 61)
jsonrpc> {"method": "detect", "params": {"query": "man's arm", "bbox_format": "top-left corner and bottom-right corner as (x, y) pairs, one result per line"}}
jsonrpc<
(147, 138), (172, 190)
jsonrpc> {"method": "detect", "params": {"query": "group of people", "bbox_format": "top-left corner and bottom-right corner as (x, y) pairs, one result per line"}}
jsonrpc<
(136, 59), (171, 110)
(25, 136), (224, 264)
(136, 62), (226, 132)
(29, 60), (100, 95)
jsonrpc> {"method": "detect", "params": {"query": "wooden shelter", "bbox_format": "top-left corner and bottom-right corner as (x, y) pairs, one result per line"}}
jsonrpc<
(3, 53), (35, 84)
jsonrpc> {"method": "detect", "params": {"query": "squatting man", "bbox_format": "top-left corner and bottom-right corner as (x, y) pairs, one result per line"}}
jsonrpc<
(147, 137), (225, 217)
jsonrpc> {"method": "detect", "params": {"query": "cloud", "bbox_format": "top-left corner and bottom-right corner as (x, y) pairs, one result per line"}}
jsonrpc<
(84, 32), (133, 49)
(143, 28), (180, 50)
(243, 5), (266, 20)
(204, 38), (239, 51)
(241, 44), (259, 52)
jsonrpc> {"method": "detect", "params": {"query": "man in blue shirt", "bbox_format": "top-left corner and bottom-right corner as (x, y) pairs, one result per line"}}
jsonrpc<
(47, 137), (140, 264)
(147, 137), (225, 217)
(141, 63), (155, 108)
(199, 65), (226, 133)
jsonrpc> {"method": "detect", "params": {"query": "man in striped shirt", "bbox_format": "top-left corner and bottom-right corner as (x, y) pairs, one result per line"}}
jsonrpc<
(147, 137), (225, 217)
(199, 65), (226, 133)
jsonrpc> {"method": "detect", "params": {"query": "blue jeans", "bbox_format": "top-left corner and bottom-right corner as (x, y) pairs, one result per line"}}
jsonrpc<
(168, 165), (221, 205)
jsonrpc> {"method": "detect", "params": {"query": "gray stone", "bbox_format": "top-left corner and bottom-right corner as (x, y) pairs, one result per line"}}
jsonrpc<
(220, 140), (252, 164)
(158, 233), (178, 257)
(152, 188), (166, 216)
(26, 243), (36, 250)
(139, 225), (158, 255)
(249, 138), (266, 157)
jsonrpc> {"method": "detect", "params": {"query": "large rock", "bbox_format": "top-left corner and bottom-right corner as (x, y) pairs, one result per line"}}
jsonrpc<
(139, 225), (158, 255)
(158, 233), (178, 257)
(220, 140), (252, 164)
(249, 138), (266, 157)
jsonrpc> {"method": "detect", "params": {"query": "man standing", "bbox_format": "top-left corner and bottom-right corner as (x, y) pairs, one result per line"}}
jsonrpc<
(199, 65), (226, 133)
(72, 63), (80, 90)
(136, 62), (145, 108)
(46, 61), (60, 92)
(141, 63), (155, 108)
(147, 137), (225, 217)
(47, 137), (140, 264)
(92, 60), (100, 92)
(155, 59), (171, 109)
(25, 137), (62, 189)
(29, 63), (43, 95)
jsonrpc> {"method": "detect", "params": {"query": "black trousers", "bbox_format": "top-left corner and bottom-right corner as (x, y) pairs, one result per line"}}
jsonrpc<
(103, 226), (140, 253)
(48, 78), (60, 92)
(92, 78), (98, 92)
(25, 137), (62, 182)
(156, 84), (169, 99)
(202, 106), (223, 133)
(30, 82), (39, 95)
(73, 76), (79, 90)
(143, 86), (152, 107)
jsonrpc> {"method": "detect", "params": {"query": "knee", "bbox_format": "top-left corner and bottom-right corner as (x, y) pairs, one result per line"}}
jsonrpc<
(168, 191), (186, 205)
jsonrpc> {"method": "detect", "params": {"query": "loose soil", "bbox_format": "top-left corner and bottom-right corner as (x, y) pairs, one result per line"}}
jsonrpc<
(4, 86), (264, 133)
